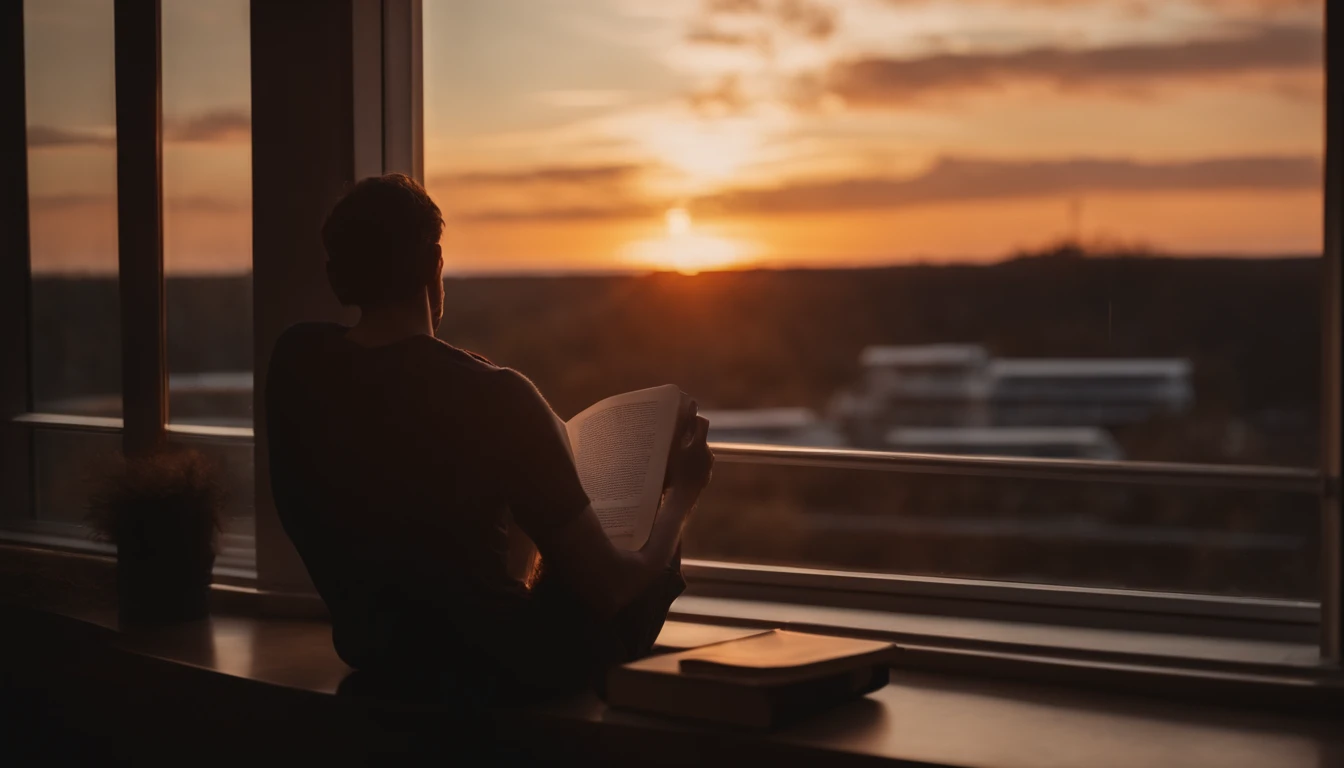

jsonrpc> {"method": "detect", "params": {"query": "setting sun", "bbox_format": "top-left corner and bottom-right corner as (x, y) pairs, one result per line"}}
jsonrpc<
(622, 208), (756, 275)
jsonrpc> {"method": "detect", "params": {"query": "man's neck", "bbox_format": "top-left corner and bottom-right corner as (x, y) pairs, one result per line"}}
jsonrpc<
(345, 297), (434, 347)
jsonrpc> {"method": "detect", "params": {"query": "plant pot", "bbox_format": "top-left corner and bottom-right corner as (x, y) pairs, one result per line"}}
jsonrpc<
(116, 547), (215, 626)
(87, 447), (223, 625)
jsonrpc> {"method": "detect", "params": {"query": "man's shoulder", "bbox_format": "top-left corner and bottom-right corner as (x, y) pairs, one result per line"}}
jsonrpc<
(416, 350), (559, 434)
(274, 321), (345, 351)
(269, 322), (343, 370)
(480, 367), (564, 423)
(417, 337), (507, 376)
(405, 341), (546, 407)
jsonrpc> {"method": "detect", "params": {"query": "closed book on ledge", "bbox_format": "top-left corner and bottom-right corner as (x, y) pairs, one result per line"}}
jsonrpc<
(605, 630), (898, 729)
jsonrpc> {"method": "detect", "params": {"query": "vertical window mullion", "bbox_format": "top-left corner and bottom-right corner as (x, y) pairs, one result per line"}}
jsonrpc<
(381, 0), (423, 182)
(1, 0), (34, 521)
(113, 0), (167, 456)
(1321, 1), (1342, 665)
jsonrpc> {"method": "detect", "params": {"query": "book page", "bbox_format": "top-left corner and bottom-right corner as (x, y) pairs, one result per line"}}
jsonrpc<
(654, 622), (773, 651)
(566, 384), (681, 550)
(677, 630), (895, 676)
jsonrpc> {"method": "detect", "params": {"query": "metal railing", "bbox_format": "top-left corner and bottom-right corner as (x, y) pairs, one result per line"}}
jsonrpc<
(712, 442), (1323, 495)
(14, 413), (254, 444)
(681, 559), (1320, 627)
(14, 414), (1325, 494)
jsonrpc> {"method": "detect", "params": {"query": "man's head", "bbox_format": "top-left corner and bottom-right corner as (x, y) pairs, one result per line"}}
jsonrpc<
(322, 173), (445, 326)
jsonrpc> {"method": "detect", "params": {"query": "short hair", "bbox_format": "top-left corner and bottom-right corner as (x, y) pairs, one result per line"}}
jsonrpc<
(322, 173), (444, 308)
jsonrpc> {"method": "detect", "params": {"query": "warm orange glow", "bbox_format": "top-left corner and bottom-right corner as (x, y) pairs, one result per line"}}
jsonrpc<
(666, 206), (692, 236)
(621, 208), (757, 275)
(640, 115), (763, 192)
(22, 0), (1321, 276)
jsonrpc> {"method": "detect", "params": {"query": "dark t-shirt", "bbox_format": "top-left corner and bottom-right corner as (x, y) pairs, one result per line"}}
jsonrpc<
(264, 322), (591, 673)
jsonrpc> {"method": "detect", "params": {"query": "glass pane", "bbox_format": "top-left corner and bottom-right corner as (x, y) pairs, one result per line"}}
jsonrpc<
(18, 429), (255, 581)
(423, 0), (1323, 468)
(32, 428), (122, 529)
(163, 0), (253, 429)
(25, 0), (121, 417)
(173, 435), (256, 580)
(160, 0), (255, 551)
(687, 462), (1317, 600)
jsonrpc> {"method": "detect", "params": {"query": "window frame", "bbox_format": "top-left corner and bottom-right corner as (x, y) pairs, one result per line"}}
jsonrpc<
(1, 0), (33, 539)
(1321, 0), (1343, 665)
(1, 0), (1339, 664)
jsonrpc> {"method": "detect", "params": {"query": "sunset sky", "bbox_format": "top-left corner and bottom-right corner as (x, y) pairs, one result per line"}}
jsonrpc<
(25, 0), (1325, 275)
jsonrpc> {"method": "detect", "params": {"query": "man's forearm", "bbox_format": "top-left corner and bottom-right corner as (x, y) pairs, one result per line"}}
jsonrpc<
(639, 488), (695, 571)
(598, 490), (694, 617)
(540, 490), (698, 619)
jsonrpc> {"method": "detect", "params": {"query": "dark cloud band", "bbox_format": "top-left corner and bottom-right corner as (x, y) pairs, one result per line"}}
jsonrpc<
(824, 24), (1321, 106)
(28, 108), (250, 149)
(455, 154), (1320, 222)
(434, 164), (643, 187)
(702, 154), (1321, 214)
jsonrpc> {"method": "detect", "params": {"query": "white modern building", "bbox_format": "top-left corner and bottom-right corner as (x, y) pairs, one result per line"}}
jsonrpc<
(834, 344), (1194, 457)
(989, 358), (1193, 427)
(700, 407), (845, 447)
(885, 426), (1122, 460)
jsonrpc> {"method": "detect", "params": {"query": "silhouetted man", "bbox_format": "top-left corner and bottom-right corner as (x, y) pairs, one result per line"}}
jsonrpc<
(265, 173), (712, 698)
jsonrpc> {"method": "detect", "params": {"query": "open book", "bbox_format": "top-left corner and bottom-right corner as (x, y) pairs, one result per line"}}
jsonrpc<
(565, 384), (686, 550)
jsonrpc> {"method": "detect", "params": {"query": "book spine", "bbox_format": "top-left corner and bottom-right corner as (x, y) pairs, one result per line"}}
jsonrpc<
(767, 667), (890, 729)
(605, 671), (771, 729)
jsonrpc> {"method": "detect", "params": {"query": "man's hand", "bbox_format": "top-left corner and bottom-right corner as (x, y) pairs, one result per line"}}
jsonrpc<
(666, 406), (714, 503)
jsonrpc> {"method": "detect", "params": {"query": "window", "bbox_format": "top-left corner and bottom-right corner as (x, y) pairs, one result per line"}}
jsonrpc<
(2, 0), (1337, 663)
(162, 0), (253, 432)
(25, 0), (121, 419)
(423, 0), (1322, 464)
(162, 0), (255, 569)
(3, 0), (255, 576)
(11, 0), (123, 540)
(421, 0), (1326, 597)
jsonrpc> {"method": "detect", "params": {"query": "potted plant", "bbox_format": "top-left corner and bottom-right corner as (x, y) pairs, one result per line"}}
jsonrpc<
(87, 446), (223, 626)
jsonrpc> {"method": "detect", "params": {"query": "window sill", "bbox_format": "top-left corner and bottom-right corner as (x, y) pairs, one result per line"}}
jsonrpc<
(3, 590), (1341, 768)
(3, 537), (1336, 702)
(218, 586), (1334, 689)
(671, 593), (1321, 672)
(213, 586), (1342, 712)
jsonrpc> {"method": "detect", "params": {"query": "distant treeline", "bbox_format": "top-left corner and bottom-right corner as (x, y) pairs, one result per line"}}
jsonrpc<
(30, 274), (252, 411)
(446, 253), (1321, 464)
(31, 251), (1320, 462)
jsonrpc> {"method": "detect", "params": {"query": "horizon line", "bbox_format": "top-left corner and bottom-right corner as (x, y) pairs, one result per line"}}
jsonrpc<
(26, 250), (1324, 280)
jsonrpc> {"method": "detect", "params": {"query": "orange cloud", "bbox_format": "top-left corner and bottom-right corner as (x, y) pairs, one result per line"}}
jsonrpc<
(28, 195), (246, 213)
(434, 164), (644, 186)
(436, 188), (1322, 274)
(821, 24), (1321, 107)
(27, 126), (114, 149)
(165, 109), (250, 143)
(446, 154), (1319, 222)
(702, 155), (1321, 215)
(28, 109), (250, 150)
(691, 0), (837, 44)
